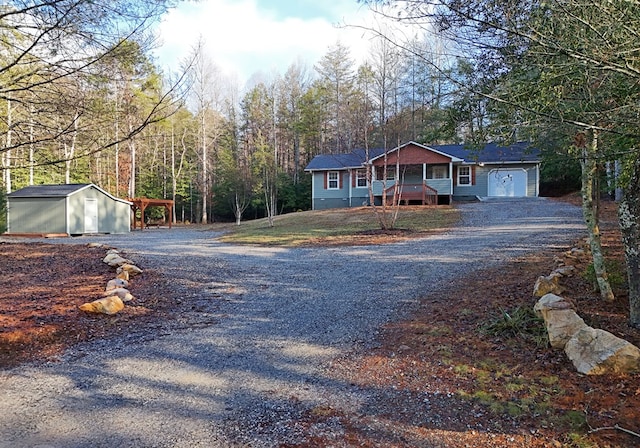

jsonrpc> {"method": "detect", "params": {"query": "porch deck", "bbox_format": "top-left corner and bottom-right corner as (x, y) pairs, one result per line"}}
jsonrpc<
(384, 182), (438, 205)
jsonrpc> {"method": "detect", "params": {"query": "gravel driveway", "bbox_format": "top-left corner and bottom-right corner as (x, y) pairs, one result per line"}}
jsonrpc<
(0, 199), (584, 447)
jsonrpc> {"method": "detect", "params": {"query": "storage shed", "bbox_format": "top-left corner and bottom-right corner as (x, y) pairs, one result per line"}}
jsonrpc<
(6, 184), (132, 236)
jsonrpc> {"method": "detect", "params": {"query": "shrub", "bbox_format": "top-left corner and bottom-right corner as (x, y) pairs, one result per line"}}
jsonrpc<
(481, 306), (548, 348)
(583, 260), (626, 290)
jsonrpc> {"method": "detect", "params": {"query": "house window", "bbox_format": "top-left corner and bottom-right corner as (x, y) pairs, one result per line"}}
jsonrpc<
(355, 169), (367, 188)
(427, 165), (448, 179)
(328, 171), (339, 189)
(458, 166), (472, 185)
(375, 166), (395, 181)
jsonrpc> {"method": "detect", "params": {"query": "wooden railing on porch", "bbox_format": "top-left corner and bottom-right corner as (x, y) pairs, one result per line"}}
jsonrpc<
(384, 182), (438, 205)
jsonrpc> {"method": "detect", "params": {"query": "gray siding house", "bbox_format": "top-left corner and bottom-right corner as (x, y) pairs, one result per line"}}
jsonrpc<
(6, 184), (132, 235)
(304, 141), (540, 210)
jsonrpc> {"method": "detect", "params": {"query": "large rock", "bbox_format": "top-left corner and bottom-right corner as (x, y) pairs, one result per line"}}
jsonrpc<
(78, 295), (125, 315)
(102, 253), (132, 267)
(552, 265), (576, 277)
(565, 327), (640, 375)
(534, 294), (588, 348)
(103, 287), (134, 302)
(117, 263), (143, 277)
(533, 273), (565, 297)
(106, 278), (129, 291)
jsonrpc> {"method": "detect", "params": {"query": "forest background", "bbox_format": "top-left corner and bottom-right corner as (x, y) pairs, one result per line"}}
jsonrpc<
(0, 0), (585, 230)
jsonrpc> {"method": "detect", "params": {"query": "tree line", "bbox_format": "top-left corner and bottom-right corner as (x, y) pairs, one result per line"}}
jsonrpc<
(2, 1), (551, 227)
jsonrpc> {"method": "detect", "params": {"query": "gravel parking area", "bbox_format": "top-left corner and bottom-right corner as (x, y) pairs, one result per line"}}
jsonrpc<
(0, 199), (584, 447)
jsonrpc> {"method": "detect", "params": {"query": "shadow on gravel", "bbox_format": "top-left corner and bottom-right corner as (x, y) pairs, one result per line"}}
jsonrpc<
(0, 201), (586, 447)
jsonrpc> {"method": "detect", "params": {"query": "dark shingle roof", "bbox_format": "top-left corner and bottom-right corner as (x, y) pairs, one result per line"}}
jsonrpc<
(7, 184), (91, 198)
(304, 142), (539, 171)
(431, 142), (539, 163)
(304, 152), (368, 171)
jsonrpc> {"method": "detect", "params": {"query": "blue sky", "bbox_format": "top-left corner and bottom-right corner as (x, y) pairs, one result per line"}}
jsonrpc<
(153, 0), (378, 87)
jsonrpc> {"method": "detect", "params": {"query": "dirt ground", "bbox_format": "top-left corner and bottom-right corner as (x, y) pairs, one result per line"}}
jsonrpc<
(1, 196), (639, 447)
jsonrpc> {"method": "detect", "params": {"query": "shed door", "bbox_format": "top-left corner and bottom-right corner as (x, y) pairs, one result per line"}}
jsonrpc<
(84, 198), (98, 233)
(488, 169), (527, 197)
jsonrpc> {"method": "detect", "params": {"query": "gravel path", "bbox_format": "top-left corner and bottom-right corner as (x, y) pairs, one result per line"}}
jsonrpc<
(0, 199), (584, 447)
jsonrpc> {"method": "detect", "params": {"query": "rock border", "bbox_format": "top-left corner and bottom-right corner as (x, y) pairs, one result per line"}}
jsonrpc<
(532, 243), (640, 375)
(78, 244), (143, 315)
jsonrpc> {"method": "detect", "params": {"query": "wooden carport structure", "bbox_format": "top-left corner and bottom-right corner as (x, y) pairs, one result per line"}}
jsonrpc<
(128, 197), (174, 230)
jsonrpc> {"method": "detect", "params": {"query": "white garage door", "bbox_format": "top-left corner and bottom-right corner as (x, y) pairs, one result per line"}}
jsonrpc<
(488, 169), (527, 197)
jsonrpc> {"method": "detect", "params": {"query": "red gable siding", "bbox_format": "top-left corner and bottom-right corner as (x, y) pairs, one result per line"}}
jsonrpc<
(372, 143), (452, 166)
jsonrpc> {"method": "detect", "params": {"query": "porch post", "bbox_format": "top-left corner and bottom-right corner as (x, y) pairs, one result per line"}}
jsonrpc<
(348, 169), (352, 207)
(311, 172), (315, 210)
(449, 162), (454, 203)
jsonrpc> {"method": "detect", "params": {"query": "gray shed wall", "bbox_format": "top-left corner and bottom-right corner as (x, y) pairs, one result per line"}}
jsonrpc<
(7, 198), (67, 233)
(67, 186), (130, 234)
(7, 185), (130, 234)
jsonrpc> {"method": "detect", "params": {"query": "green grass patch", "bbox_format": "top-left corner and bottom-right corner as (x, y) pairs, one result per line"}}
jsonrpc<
(480, 305), (548, 348)
(583, 259), (626, 290)
(216, 206), (460, 246)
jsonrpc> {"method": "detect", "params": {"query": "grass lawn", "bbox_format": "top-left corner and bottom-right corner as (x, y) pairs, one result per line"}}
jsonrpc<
(215, 205), (460, 246)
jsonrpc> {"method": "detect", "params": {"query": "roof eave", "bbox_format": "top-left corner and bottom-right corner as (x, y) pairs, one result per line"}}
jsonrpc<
(305, 165), (364, 172)
(479, 160), (541, 165)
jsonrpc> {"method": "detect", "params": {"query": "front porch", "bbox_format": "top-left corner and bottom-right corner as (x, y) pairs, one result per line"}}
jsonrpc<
(371, 168), (453, 205)
(384, 181), (438, 205)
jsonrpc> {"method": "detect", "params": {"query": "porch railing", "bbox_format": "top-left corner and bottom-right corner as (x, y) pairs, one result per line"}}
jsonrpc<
(384, 181), (438, 205)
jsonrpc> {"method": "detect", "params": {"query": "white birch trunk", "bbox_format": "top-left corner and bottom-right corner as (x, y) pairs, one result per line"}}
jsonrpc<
(618, 157), (640, 327)
(127, 119), (136, 199)
(4, 99), (12, 193)
(580, 130), (615, 302)
(64, 111), (80, 184)
(201, 113), (208, 224)
(29, 103), (34, 185)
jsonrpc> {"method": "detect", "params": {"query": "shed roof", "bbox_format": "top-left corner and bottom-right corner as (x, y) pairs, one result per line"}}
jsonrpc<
(8, 183), (132, 204)
(8, 184), (92, 198)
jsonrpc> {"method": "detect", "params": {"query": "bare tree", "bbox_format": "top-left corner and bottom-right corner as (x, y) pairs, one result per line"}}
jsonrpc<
(186, 38), (230, 223)
(0, 1), (186, 190)
(315, 41), (355, 153)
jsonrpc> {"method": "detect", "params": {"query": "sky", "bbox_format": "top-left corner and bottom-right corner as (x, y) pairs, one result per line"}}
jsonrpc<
(153, 0), (382, 88)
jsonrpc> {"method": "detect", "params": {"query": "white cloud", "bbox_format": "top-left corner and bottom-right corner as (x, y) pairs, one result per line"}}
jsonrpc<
(153, 0), (379, 88)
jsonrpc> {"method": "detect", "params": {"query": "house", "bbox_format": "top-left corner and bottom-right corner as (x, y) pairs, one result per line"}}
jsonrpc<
(6, 183), (132, 236)
(304, 141), (541, 210)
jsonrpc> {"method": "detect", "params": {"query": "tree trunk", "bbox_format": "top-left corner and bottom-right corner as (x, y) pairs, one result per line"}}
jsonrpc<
(4, 99), (12, 193)
(171, 125), (177, 223)
(233, 191), (247, 226)
(201, 113), (208, 224)
(29, 102), (34, 185)
(127, 119), (137, 199)
(293, 134), (300, 184)
(580, 130), (615, 301)
(618, 157), (640, 327)
(64, 111), (80, 184)
(264, 167), (276, 228)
